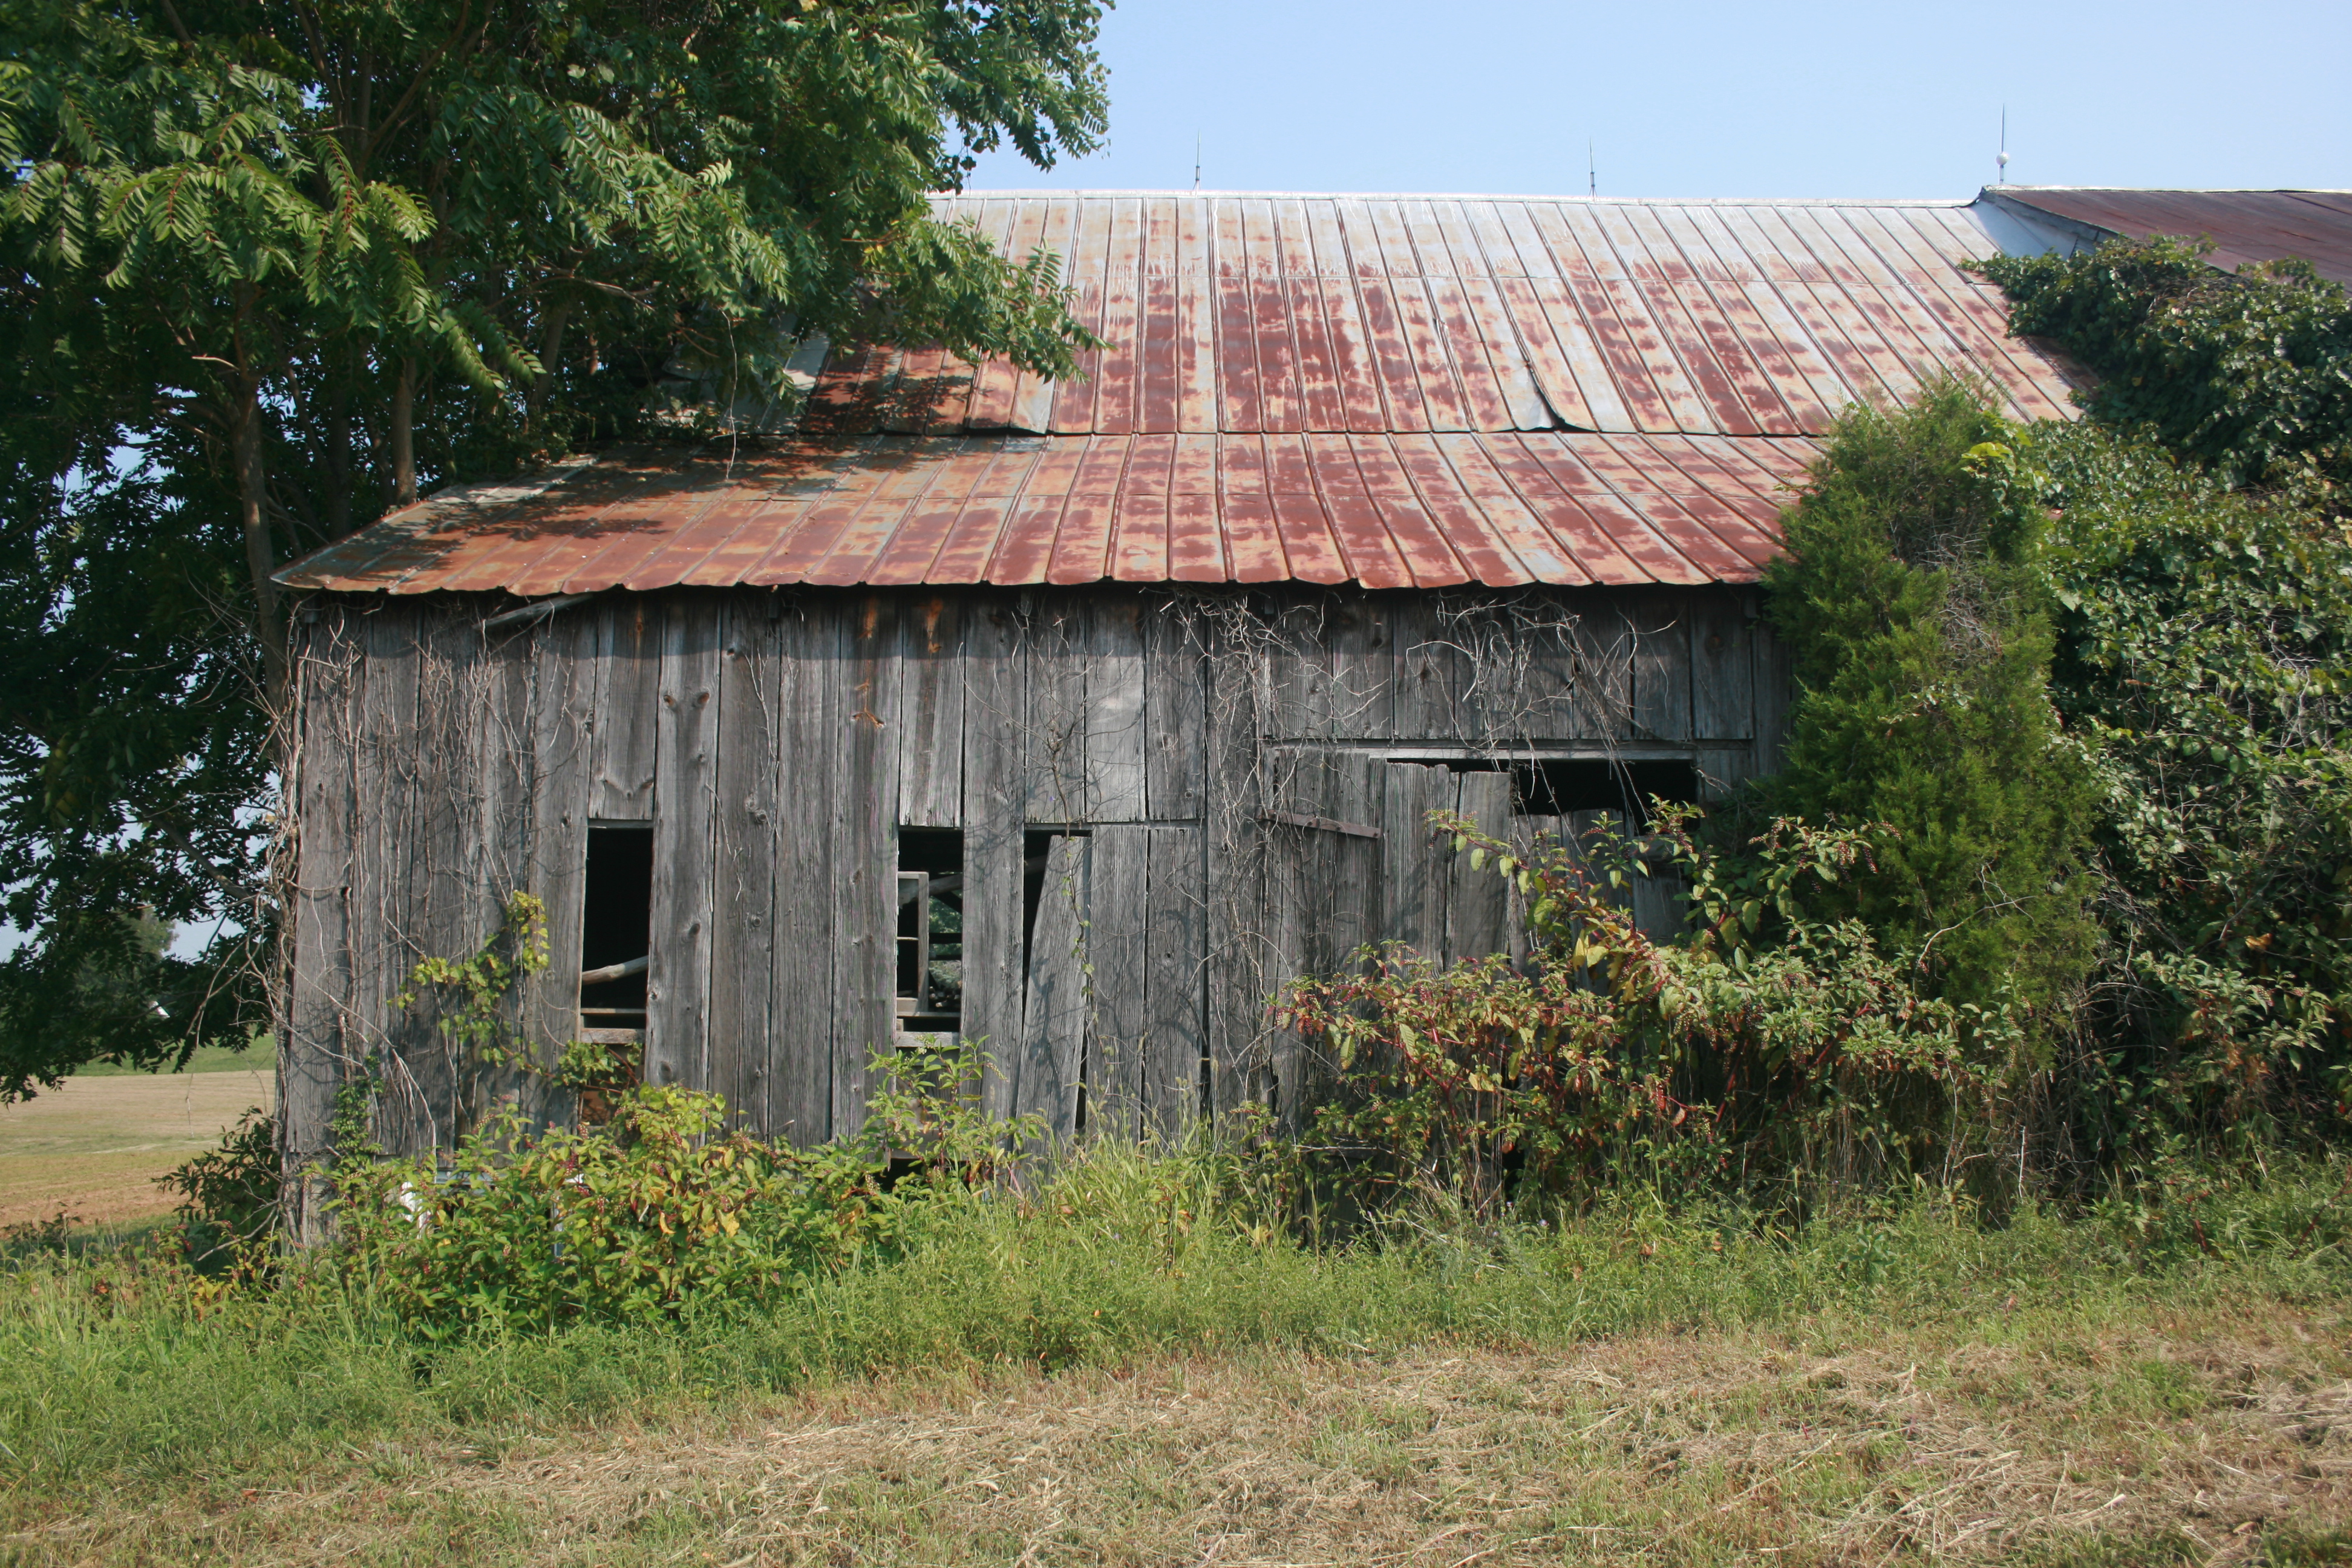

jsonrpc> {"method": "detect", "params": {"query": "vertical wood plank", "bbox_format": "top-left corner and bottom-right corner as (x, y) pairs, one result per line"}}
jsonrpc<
(1261, 747), (1321, 1125)
(1017, 832), (1089, 1141)
(645, 596), (722, 1092)
(352, 606), (425, 1154)
(1572, 598), (1635, 740)
(1690, 588), (1754, 740)
(1203, 622), (1267, 1121)
(897, 593), (965, 828)
(1143, 595), (1205, 820)
(1630, 591), (1694, 742)
(520, 607), (598, 1135)
(1088, 825), (1152, 1138)
(1264, 599), (1334, 742)
(591, 599), (661, 819)
(1445, 771), (1513, 962)
(1143, 823), (1206, 1139)
(1025, 593), (1089, 822)
(1390, 598), (1453, 740)
(1380, 762), (1451, 956)
(473, 618), (540, 1124)
(829, 593), (902, 1141)
(283, 607), (362, 1238)
(1325, 592), (1395, 740)
(710, 595), (781, 1131)
(965, 598), (1030, 1120)
(769, 600), (840, 1146)
(1088, 596), (1149, 821)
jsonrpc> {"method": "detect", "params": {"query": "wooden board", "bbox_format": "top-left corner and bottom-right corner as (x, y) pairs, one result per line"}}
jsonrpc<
(1380, 762), (1452, 956)
(1202, 617), (1268, 1120)
(590, 599), (661, 819)
(1325, 593), (1395, 740)
(472, 615), (541, 1126)
(1628, 591), (1693, 743)
(1143, 823), (1206, 1138)
(896, 594), (965, 828)
(1016, 832), (1089, 1142)
(1142, 595), (1205, 820)
(709, 594), (780, 1131)
(1087, 825), (1151, 1138)
(768, 600), (841, 1146)
(829, 593), (901, 1142)
(519, 606), (599, 1135)
(1088, 596), (1149, 820)
(283, 607), (362, 1239)
(1445, 770), (1513, 963)
(1690, 587), (1754, 741)
(1025, 594), (1089, 822)
(646, 596), (722, 1092)
(348, 605), (423, 1154)
(965, 599), (1030, 1120)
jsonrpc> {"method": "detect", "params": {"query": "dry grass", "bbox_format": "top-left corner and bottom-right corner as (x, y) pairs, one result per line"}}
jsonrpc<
(0, 1067), (274, 1227)
(15, 1302), (2349, 1566)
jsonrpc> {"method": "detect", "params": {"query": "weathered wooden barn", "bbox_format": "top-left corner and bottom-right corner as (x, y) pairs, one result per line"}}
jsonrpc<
(275, 191), (2077, 1221)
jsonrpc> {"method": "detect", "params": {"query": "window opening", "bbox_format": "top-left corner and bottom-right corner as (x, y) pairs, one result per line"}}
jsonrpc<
(1446, 758), (1698, 825)
(897, 828), (964, 1032)
(579, 824), (653, 1034)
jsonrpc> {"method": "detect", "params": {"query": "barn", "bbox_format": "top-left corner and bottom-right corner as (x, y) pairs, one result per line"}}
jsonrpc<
(273, 190), (2079, 1230)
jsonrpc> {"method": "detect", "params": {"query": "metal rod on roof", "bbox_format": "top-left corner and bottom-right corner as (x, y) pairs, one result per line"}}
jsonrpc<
(1589, 140), (1596, 198)
(482, 592), (595, 632)
(1998, 107), (2010, 184)
(1194, 134), (1201, 194)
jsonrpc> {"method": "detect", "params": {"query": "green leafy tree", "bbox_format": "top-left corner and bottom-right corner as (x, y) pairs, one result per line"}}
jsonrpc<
(1757, 379), (2101, 1030)
(0, 0), (1109, 1096)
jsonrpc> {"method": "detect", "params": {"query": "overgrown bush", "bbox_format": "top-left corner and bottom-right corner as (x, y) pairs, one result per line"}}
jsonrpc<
(1282, 808), (2012, 1214)
(2034, 422), (2352, 1152)
(1973, 236), (2351, 503)
(330, 1043), (1034, 1338)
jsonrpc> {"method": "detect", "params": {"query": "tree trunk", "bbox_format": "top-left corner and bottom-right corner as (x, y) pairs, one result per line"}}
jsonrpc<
(391, 355), (417, 506)
(323, 362), (353, 540)
(526, 302), (570, 431)
(230, 381), (289, 699)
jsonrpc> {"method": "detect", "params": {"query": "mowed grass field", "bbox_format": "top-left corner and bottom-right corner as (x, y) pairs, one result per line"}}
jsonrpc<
(0, 1046), (274, 1228)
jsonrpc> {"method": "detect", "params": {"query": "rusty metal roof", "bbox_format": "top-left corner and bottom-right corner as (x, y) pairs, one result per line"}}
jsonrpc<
(1983, 187), (2352, 284)
(279, 193), (2087, 595)
(276, 431), (1814, 593)
(860, 194), (2075, 437)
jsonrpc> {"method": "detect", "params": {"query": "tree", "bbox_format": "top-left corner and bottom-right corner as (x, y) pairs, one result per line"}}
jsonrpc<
(0, 0), (1109, 1096)
(1757, 379), (2100, 1033)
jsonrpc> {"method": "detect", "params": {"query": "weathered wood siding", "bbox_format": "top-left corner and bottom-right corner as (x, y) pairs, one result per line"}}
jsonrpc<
(281, 584), (1786, 1177)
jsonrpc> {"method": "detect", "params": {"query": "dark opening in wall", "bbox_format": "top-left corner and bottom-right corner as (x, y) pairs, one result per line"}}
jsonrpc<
(898, 828), (964, 1030)
(1021, 826), (1088, 958)
(579, 824), (653, 1030)
(1449, 757), (1699, 825)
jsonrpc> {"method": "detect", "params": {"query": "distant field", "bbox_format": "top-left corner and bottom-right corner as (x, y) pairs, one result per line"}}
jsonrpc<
(0, 1051), (275, 1229)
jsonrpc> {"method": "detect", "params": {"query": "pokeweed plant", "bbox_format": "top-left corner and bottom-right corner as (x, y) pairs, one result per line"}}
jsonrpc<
(1280, 808), (2014, 1216)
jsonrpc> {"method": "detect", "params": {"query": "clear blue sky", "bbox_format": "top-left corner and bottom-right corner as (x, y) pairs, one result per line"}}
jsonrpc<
(968, 0), (2349, 198)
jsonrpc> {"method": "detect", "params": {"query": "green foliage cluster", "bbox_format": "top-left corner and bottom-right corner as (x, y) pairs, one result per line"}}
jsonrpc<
(327, 1043), (1039, 1336)
(2036, 423), (2352, 1148)
(0, 0), (1111, 1094)
(1972, 238), (2351, 504)
(1282, 809), (2010, 1212)
(1757, 379), (2100, 1027)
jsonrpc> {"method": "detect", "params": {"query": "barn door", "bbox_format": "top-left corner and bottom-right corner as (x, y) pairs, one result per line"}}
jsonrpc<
(1261, 750), (1385, 1128)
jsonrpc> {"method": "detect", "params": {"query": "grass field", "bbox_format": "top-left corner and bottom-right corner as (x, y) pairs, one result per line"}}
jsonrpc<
(1, 1152), (2349, 1565)
(0, 1048), (275, 1229)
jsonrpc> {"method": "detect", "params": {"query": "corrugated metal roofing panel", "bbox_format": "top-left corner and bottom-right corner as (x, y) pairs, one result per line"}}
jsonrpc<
(850, 194), (2075, 439)
(276, 432), (1821, 596)
(1983, 188), (2352, 284)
